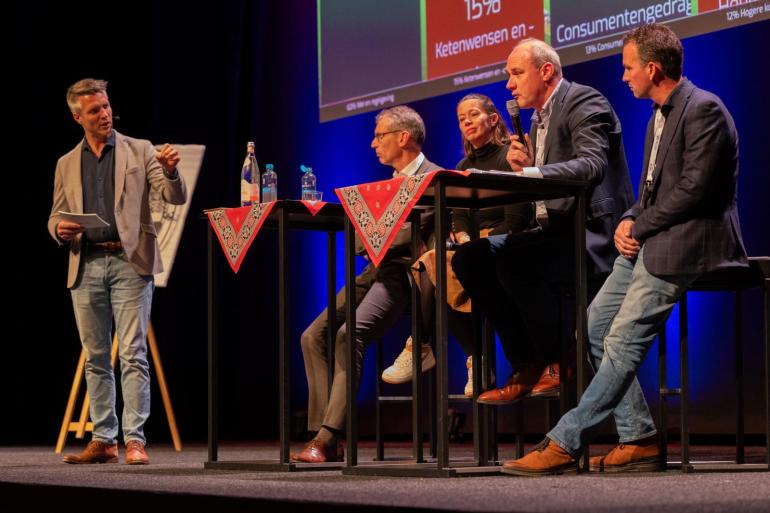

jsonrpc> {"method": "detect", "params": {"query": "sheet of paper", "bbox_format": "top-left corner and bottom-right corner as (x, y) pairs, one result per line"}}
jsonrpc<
(57, 211), (110, 229)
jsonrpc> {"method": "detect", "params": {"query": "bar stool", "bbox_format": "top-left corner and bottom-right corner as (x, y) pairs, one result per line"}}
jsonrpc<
(658, 256), (770, 472)
(372, 228), (499, 463)
(373, 335), (436, 461)
(373, 324), (495, 461)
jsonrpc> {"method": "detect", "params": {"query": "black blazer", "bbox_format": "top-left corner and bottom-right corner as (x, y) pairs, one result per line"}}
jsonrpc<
(628, 79), (747, 276)
(532, 80), (635, 274)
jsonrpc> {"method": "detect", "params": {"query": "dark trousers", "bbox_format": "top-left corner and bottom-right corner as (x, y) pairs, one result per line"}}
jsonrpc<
(452, 227), (575, 368)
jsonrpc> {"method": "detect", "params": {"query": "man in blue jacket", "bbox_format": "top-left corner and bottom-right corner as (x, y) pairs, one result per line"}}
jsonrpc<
(453, 38), (634, 402)
(504, 23), (747, 476)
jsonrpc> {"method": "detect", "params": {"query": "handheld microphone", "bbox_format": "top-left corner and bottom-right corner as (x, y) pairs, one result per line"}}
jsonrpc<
(506, 98), (527, 154)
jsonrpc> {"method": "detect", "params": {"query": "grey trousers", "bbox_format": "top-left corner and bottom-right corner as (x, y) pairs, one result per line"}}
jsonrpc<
(300, 261), (411, 431)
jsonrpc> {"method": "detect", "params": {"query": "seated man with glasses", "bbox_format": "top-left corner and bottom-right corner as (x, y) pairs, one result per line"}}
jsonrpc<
(293, 105), (443, 463)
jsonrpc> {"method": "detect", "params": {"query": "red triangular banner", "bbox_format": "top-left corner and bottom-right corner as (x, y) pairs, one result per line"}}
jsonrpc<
(334, 170), (469, 267)
(299, 200), (328, 216)
(207, 202), (277, 273)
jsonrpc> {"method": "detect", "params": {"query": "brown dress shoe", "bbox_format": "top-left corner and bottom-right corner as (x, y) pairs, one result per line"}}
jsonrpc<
(290, 438), (344, 463)
(501, 438), (577, 476)
(589, 436), (660, 472)
(477, 365), (542, 405)
(530, 363), (560, 397)
(62, 440), (118, 464)
(125, 440), (149, 465)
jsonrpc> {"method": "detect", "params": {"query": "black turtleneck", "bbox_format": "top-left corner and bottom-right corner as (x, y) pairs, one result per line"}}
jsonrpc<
(452, 142), (532, 236)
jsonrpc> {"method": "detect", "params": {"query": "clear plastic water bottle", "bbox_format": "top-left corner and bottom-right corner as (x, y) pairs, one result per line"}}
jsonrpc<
(300, 164), (316, 200)
(262, 163), (278, 202)
(240, 141), (260, 206)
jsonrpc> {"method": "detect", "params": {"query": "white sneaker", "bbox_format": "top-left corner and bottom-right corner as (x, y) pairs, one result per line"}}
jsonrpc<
(382, 337), (436, 384)
(464, 356), (474, 397)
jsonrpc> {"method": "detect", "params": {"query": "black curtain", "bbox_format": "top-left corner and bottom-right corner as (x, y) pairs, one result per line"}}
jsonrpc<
(8, 0), (297, 444)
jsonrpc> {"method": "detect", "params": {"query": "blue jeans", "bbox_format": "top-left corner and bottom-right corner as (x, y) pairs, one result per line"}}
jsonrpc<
(70, 250), (154, 445)
(547, 247), (697, 457)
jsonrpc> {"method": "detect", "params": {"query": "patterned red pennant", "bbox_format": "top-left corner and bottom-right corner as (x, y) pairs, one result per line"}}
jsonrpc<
(207, 202), (277, 273)
(335, 170), (468, 267)
(299, 200), (327, 216)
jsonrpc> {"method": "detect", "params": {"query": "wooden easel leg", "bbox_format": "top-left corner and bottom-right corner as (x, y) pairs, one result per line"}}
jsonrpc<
(56, 350), (86, 454)
(147, 321), (182, 451)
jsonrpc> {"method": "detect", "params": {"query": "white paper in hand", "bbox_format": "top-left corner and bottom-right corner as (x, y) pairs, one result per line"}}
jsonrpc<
(58, 211), (110, 229)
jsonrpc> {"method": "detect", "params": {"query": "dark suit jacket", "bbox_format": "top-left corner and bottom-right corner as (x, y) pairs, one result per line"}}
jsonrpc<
(628, 79), (747, 276)
(532, 80), (635, 274)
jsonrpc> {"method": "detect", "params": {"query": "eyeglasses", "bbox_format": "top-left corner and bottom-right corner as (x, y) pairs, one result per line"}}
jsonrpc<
(372, 130), (403, 143)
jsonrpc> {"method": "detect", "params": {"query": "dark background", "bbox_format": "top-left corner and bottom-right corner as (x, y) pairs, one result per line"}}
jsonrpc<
(7, 1), (769, 446)
(319, 0), (423, 105)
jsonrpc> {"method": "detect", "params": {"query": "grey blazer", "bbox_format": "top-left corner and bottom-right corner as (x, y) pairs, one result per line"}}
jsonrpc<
(628, 79), (747, 277)
(532, 80), (635, 274)
(389, 157), (442, 251)
(48, 131), (187, 288)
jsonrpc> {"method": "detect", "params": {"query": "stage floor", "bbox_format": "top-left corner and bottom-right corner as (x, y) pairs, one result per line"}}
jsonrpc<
(1, 443), (769, 512)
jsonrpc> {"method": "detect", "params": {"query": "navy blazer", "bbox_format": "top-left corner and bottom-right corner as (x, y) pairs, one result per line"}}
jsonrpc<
(628, 79), (747, 277)
(532, 80), (635, 274)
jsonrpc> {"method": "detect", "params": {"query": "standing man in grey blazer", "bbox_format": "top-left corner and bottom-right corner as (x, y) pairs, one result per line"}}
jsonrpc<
(293, 105), (442, 463)
(453, 38), (634, 403)
(49, 79), (187, 465)
(505, 23), (747, 476)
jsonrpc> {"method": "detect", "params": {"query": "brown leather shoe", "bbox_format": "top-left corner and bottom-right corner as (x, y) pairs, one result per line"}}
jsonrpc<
(125, 440), (149, 465)
(62, 440), (118, 464)
(589, 436), (661, 472)
(530, 363), (559, 397)
(476, 365), (542, 405)
(290, 438), (344, 463)
(501, 438), (577, 476)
